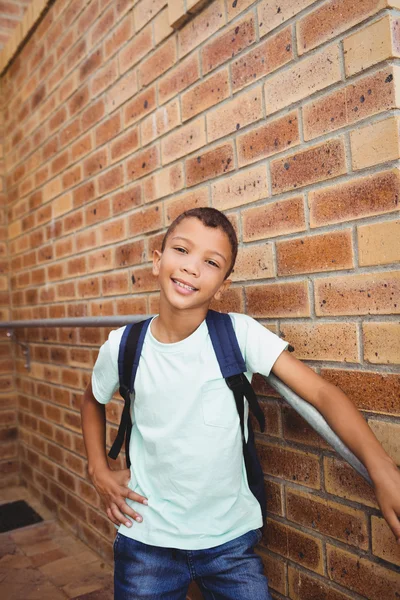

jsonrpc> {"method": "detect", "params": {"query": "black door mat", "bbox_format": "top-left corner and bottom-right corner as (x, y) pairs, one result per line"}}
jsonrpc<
(0, 500), (43, 533)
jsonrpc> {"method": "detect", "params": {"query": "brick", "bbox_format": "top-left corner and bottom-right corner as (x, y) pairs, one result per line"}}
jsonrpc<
(91, 58), (118, 97)
(231, 243), (274, 282)
(363, 322), (400, 364)
(209, 286), (244, 313)
(289, 566), (353, 600)
(77, 277), (100, 298)
(154, 7), (173, 45)
(111, 184), (142, 215)
(141, 99), (180, 146)
(134, 0), (167, 31)
(143, 163), (184, 203)
(131, 265), (159, 293)
(98, 164), (124, 195)
(232, 26), (293, 93)
(119, 25), (153, 75)
(102, 272), (130, 296)
(165, 186), (209, 223)
(126, 145), (160, 182)
(298, 0), (394, 55)
(281, 322), (358, 362)
(271, 137), (346, 195)
(107, 70), (138, 112)
(100, 217), (126, 244)
(181, 68), (229, 122)
(109, 127), (139, 164)
(207, 86), (263, 143)
(82, 99), (107, 134)
(368, 420), (400, 465)
(242, 196), (305, 242)
(104, 13), (133, 60)
(115, 240), (145, 268)
(161, 117), (206, 164)
(315, 270), (400, 316)
(186, 142), (235, 187)
(372, 516), (400, 566)
(128, 204), (163, 236)
(309, 168), (400, 227)
(79, 48), (102, 83)
(83, 148), (108, 178)
(178, 0), (225, 58)
(264, 518), (323, 573)
(201, 14), (256, 75)
(324, 456), (378, 507)
(258, 442), (320, 488)
(265, 480), (283, 516)
(321, 368), (400, 415)
(287, 489), (368, 548)
(124, 86), (156, 127)
(344, 15), (400, 77)
(139, 37), (177, 88)
(95, 113), (122, 147)
(358, 219), (400, 267)
(246, 281), (310, 318)
(91, 6), (115, 47)
(158, 53), (200, 105)
(258, 0), (317, 38)
(71, 133), (93, 163)
(211, 165), (268, 210)
(327, 544), (400, 599)
(351, 116), (400, 170)
(303, 66), (400, 141)
(264, 44), (341, 115)
(257, 549), (287, 595)
(88, 248), (113, 273)
(277, 230), (353, 275)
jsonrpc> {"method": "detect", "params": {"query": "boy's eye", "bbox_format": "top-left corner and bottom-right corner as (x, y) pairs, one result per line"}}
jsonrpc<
(174, 247), (187, 253)
(207, 260), (219, 268)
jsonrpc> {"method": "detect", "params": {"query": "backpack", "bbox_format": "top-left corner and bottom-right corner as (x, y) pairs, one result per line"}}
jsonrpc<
(108, 310), (268, 523)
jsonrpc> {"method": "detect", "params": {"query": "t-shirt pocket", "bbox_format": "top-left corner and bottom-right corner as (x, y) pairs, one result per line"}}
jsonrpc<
(201, 379), (237, 429)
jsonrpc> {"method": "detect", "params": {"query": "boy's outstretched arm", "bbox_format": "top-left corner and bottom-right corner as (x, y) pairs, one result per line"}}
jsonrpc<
(271, 351), (400, 543)
(81, 382), (148, 527)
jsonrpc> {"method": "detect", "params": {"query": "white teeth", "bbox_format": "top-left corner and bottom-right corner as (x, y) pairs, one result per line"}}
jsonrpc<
(173, 279), (196, 291)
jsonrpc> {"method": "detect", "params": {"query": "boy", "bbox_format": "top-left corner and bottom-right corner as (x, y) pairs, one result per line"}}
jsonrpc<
(81, 208), (400, 600)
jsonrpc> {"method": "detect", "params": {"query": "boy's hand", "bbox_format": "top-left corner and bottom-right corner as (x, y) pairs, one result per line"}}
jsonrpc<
(90, 466), (148, 528)
(371, 460), (400, 544)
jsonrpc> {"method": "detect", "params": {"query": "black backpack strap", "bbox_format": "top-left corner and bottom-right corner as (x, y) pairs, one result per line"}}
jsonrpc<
(108, 319), (151, 467)
(206, 310), (265, 432)
(206, 310), (267, 522)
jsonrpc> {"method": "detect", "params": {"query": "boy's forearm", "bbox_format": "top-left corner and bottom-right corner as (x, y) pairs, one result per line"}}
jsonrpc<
(317, 382), (396, 482)
(81, 382), (110, 477)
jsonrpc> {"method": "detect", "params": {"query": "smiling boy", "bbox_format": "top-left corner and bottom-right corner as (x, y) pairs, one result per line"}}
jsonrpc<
(81, 207), (400, 600)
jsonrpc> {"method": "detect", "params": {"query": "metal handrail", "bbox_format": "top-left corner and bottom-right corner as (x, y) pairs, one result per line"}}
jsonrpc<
(3, 315), (372, 485)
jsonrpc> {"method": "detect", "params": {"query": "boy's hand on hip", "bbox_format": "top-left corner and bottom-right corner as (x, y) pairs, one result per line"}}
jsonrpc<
(90, 466), (148, 528)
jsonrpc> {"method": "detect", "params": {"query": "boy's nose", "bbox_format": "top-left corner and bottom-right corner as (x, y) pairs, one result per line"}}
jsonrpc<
(182, 262), (199, 277)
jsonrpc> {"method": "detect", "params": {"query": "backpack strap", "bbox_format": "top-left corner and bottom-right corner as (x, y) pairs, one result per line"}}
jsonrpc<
(206, 310), (265, 433)
(108, 318), (151, 467)
(206, 310), (267, 523)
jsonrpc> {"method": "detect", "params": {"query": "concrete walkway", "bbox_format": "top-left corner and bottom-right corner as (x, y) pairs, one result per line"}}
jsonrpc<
(0, 487), (113, 600)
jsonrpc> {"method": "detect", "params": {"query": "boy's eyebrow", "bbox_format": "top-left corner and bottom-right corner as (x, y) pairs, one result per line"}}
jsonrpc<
(171, 235), (227, 263)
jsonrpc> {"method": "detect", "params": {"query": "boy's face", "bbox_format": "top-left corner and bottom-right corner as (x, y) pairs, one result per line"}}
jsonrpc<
(152, 218), (232, 312)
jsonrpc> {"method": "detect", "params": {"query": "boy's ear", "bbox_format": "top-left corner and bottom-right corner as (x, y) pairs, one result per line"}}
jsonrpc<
(152, 249), (162, 276)
(213, 278), (231, 301)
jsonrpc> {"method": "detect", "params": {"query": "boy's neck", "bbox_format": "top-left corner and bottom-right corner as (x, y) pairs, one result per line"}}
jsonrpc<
(151, 301), (209, 344)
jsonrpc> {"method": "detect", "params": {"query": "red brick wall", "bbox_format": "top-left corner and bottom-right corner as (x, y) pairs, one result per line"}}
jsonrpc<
(2, 0), (400, 597)
(0, 80), (17, 486)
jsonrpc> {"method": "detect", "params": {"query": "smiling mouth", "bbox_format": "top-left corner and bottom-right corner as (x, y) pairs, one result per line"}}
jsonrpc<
(171, 278), (198, 292)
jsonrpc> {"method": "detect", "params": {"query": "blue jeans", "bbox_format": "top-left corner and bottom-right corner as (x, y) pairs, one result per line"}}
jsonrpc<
(114, 529), (272, 599)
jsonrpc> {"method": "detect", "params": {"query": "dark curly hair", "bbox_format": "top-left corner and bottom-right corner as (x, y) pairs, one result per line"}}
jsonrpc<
(161, 207), (238, 279)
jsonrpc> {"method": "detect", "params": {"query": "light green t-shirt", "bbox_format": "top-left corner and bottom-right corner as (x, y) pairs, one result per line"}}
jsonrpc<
(92, 312), (288, 550)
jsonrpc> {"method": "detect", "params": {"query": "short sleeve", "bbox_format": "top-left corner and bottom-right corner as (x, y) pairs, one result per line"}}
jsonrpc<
(91, 326), (126, 404)
(229, 313), (288, 377)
